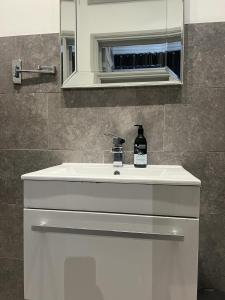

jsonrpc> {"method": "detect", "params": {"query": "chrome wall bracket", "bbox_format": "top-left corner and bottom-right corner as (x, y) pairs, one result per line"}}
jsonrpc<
(12, 59), (56, 84)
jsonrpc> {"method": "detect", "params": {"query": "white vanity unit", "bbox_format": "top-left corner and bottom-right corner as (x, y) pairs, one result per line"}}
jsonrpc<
(22, 164), (201, 300)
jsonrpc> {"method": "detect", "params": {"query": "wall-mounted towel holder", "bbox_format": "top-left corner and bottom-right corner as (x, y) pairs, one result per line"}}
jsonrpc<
(12, 59), (56, 84)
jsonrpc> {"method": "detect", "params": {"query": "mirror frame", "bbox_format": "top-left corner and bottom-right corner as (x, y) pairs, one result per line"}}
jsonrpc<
(60, 0), (184, 89)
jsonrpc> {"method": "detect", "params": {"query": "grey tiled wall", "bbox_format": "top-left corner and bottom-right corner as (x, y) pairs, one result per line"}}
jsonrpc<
(0, 22), (224, 299)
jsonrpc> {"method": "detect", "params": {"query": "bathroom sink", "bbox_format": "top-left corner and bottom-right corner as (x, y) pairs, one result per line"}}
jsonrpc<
(22, 163), (201, 186)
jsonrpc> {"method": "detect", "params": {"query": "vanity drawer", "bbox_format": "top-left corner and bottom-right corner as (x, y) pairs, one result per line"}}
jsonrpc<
(24, 209), (199, 300)
(24, 180), (200, 218)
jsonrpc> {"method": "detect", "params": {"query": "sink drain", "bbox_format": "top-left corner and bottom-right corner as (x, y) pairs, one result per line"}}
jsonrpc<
(114, 170), (120, 175)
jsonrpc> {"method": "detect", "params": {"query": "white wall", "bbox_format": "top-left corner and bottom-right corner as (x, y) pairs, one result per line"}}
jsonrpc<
(0, 0), (60, 37)
(0, 0), (225, 37)
(185, 0), (225, 24)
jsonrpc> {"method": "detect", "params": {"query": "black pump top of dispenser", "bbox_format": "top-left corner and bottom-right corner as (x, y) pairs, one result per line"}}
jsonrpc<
(134, 125), (144, 135)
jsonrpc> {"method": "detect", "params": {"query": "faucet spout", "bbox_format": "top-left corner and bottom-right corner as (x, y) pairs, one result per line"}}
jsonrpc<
(104, 133), (125, 167)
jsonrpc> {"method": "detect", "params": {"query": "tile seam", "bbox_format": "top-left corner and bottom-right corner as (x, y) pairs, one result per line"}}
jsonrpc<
(0, 149), (225, 154)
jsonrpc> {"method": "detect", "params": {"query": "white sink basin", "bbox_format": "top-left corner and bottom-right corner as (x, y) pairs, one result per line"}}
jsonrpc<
(22, 163), (200, 186)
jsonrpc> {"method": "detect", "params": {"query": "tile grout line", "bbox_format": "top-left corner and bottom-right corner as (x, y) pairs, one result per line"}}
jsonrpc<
(0, 257), (23, 261)
(0, 149), (224, 153)
(47, 93), (50, 150)
(162, 105), (166, 152)
(0, 91), (62, 96)
(1, 86), (225, 97)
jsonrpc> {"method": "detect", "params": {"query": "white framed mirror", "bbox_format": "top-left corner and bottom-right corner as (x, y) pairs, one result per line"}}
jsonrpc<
(60, 0), (184, 89)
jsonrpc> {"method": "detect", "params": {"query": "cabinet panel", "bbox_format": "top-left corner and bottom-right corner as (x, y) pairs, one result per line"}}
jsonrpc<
(24, 209), (198, 300)
(24, 181), (200, 218)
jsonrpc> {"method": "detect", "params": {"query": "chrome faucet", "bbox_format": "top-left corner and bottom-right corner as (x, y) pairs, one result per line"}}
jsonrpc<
(105, 133), (125, 167)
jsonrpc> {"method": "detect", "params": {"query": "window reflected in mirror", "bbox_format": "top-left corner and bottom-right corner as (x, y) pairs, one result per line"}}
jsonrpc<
(101, 44), (167, 72)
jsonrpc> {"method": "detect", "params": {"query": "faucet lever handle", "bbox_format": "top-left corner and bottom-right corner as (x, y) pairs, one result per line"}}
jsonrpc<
(104, 133), (125, 145)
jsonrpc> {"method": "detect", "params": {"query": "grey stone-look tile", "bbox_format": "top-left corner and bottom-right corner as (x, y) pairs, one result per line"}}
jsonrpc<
(164, 98), (225, 152)
(0, 150), (51, 204)
(61, 89), (106, 108)
(182, 152), (225, 217)
(100, 105), (164, 152)
(186, 87), (225, 105)
(63, 86), (187, 108)
(190, 153), (225, 217)
(102, 87), (137, 106)
(0, 37), (15, 93)
(0, 258), (23, 300)
(149, 151), (183, 165)
(57, 87), (140, 109)
(99, 106), (143, 151)
(65, 86), (181, 108)
(185, 22), (225, 87)
(0, 93), (48, 149)
(135, 85), (186, 105)
(187, 22), (225, 51)
(61, 85), (185, 108)
(49, 150), (102, 163)
(198, 214), (225, 291)
(48, 93), (164, 152)
(48, 94), (105, 151)
(0, 204), (23, 259)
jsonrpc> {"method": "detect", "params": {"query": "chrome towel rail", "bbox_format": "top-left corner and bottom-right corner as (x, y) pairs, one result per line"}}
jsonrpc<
(12, 59), (56, 84)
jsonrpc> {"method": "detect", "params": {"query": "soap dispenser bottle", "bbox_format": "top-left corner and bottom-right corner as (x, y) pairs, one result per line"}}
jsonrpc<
(134, 125), (147, 168)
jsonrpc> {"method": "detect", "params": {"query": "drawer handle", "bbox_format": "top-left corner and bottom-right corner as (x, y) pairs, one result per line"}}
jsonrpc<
(32, 225), (184, 241)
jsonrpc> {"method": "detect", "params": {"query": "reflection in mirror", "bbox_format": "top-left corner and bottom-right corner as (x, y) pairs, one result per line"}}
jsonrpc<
(60, 0), (76, 82)
(60, 0), (184, 88)
(102, 45), (166, 72)
(95, 33), (169, 83)
(166, 0), (183, 81)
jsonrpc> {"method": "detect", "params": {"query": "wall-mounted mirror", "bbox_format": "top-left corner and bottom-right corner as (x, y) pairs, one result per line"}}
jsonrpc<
(60, 0), (184, 88)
